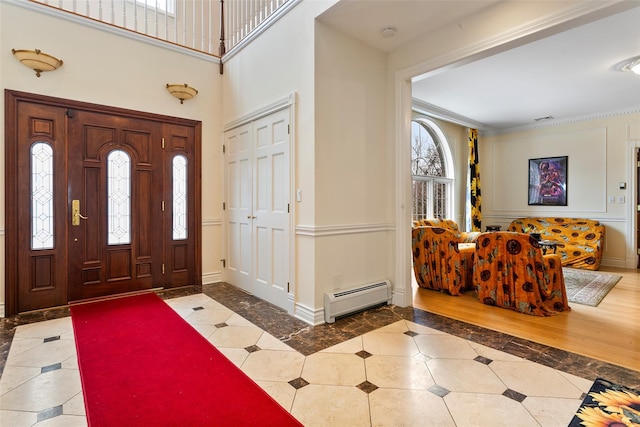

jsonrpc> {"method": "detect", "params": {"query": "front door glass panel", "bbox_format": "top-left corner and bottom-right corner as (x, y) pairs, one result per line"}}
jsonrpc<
(31, 142), (54, 250)
(173, 154), (187, 240)
(107, 149), (131, 245)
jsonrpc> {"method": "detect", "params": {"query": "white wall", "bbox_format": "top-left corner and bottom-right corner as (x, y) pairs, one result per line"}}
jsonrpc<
(0, 1), (224, 313)
(312, 20), (390, 321)
(221, 1), (332, 323)
(480, 112), (640, 268)
(223, 2), (392, 324)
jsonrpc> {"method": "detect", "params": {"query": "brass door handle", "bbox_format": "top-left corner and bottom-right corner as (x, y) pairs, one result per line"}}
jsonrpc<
(247, 215), (256, 219)
(72, 199), (88, 226)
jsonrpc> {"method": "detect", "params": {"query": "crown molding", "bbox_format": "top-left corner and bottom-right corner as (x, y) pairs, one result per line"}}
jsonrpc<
(411, 98), (486, 130)
(482, 107), (640, 136)
(412, 97), (640, 138)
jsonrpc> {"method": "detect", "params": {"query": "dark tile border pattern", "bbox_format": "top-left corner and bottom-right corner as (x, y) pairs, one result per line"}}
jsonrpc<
(1, 282), (638, 390)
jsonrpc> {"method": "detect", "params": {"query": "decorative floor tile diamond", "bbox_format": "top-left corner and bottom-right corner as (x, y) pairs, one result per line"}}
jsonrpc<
(357, 381), (379, 394)
(288, 377), (310, 389)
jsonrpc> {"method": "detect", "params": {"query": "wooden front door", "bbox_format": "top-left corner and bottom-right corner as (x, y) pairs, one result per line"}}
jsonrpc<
(6, 90), (201, 315)
(67, 110), (164, 301)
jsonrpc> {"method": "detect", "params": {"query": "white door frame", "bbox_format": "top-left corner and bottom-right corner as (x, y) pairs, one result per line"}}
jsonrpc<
(626, 141), (639, 269)
(392, 4), (623, 307)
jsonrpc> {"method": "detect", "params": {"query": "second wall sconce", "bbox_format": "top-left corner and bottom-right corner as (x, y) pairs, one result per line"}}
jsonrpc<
(166, 83), (198, 104)
(12, 49), (63, 77)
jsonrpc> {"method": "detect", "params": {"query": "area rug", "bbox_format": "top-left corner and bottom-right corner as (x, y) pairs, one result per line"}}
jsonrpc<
(562, 268), (621, 307)
(70, 292), (302, 427)
(568, 377), (640, 426)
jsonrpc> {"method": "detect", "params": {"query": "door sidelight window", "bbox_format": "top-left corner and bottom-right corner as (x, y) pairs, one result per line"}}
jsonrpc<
(31, 142), (55, 250)
(173, 155), (188, 240)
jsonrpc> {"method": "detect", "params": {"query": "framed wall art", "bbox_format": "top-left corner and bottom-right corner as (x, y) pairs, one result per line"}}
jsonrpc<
(528, 156), (568, 206)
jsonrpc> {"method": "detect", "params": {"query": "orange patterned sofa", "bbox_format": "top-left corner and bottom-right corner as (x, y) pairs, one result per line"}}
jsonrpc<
(412, 218), (480, 243)
(473, 231), (570, 316)
(507, 217), (605, 270)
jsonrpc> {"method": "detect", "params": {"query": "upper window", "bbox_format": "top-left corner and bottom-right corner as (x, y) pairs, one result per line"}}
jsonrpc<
(135, 0), (175, 14)
(411, 118), (453, 221)
(411, 121), (446, 177)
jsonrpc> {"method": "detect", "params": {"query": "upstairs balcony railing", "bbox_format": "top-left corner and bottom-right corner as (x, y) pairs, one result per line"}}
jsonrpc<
(223, 0), (288, 53)
(27, 0), (291, 58)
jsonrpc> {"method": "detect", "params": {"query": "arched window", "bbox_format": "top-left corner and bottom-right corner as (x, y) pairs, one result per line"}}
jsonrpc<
(107, 149), (131, 245)
(411, 118), (453, 220)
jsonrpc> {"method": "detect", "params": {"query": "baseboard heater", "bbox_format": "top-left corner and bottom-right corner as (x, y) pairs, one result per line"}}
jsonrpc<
(324, 280), (392, 323)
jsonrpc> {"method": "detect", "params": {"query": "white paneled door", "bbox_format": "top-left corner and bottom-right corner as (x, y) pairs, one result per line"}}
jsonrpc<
(225, 123), (253, 293)
(224, 108), (291, 311)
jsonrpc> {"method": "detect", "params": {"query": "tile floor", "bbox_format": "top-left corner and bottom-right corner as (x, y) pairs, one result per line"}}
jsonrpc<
(0, 288), (604, 427)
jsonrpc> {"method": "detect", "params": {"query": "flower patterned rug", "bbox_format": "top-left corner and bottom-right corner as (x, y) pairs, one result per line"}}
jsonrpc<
(562, 268), (621, 307)
(568, 377), (640, 426)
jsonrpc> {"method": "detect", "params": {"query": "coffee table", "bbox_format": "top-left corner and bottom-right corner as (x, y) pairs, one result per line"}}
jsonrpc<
(537, 239), (565, 255)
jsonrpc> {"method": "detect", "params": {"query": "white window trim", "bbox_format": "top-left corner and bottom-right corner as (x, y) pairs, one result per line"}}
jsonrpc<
(410, 116), (455, 220)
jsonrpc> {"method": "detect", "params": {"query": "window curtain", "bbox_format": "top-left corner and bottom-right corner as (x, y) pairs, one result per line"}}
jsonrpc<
(466, 128), (482, 232)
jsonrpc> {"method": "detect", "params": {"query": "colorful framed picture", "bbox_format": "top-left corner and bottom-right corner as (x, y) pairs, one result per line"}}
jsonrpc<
(528, 156), (568, 206)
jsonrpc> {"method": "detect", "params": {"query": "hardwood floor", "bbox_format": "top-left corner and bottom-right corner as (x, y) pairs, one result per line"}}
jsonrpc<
(412, 266), (640, 372)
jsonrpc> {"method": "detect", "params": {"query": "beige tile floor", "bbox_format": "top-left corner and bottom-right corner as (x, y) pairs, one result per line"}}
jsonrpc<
(0, 293), (593, 426)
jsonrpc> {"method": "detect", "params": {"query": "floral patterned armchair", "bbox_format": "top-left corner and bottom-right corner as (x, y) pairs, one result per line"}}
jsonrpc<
(472, 231), (570, 316)
(412, 218), (480, 243)
(411, 226), (474, 295)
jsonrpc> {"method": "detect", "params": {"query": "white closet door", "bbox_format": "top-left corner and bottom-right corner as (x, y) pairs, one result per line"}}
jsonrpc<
(252, 109), (290, 309)
(223, 108), (291, 310)
(224, 123), (252, 293)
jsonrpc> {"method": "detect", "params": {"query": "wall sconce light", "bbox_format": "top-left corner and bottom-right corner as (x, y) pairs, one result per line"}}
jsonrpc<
(618, 55), (640, 75)
(12, 49), (63, 77)
(166, 83), (198, 104)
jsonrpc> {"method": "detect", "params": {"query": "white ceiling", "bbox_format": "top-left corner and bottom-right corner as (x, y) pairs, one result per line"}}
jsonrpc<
(318, 1), (640, 132)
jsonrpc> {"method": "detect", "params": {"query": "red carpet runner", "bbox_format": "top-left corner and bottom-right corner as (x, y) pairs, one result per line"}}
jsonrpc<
(70, 293), (302, 426)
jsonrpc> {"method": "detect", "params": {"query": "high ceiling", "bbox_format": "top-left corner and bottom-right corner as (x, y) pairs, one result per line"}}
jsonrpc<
(318, 1), (640, 132)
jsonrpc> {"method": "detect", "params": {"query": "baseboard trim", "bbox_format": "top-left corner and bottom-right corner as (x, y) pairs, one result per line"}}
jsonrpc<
(600, 257), (629, 270)
(202, 272), (222, 285)
(294, 302), (324, 326)
(392, 287), (407, 307)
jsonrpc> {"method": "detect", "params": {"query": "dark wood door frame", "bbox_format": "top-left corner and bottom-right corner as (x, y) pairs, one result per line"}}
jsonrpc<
(5, 89), (202, 316)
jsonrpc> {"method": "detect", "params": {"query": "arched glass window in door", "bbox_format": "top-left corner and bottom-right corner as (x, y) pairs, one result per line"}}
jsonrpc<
(411, 118), (453, 221)
(31, 142), (54, 250)
(173, 155), (188, 240)
(107, 150), (131, 245)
